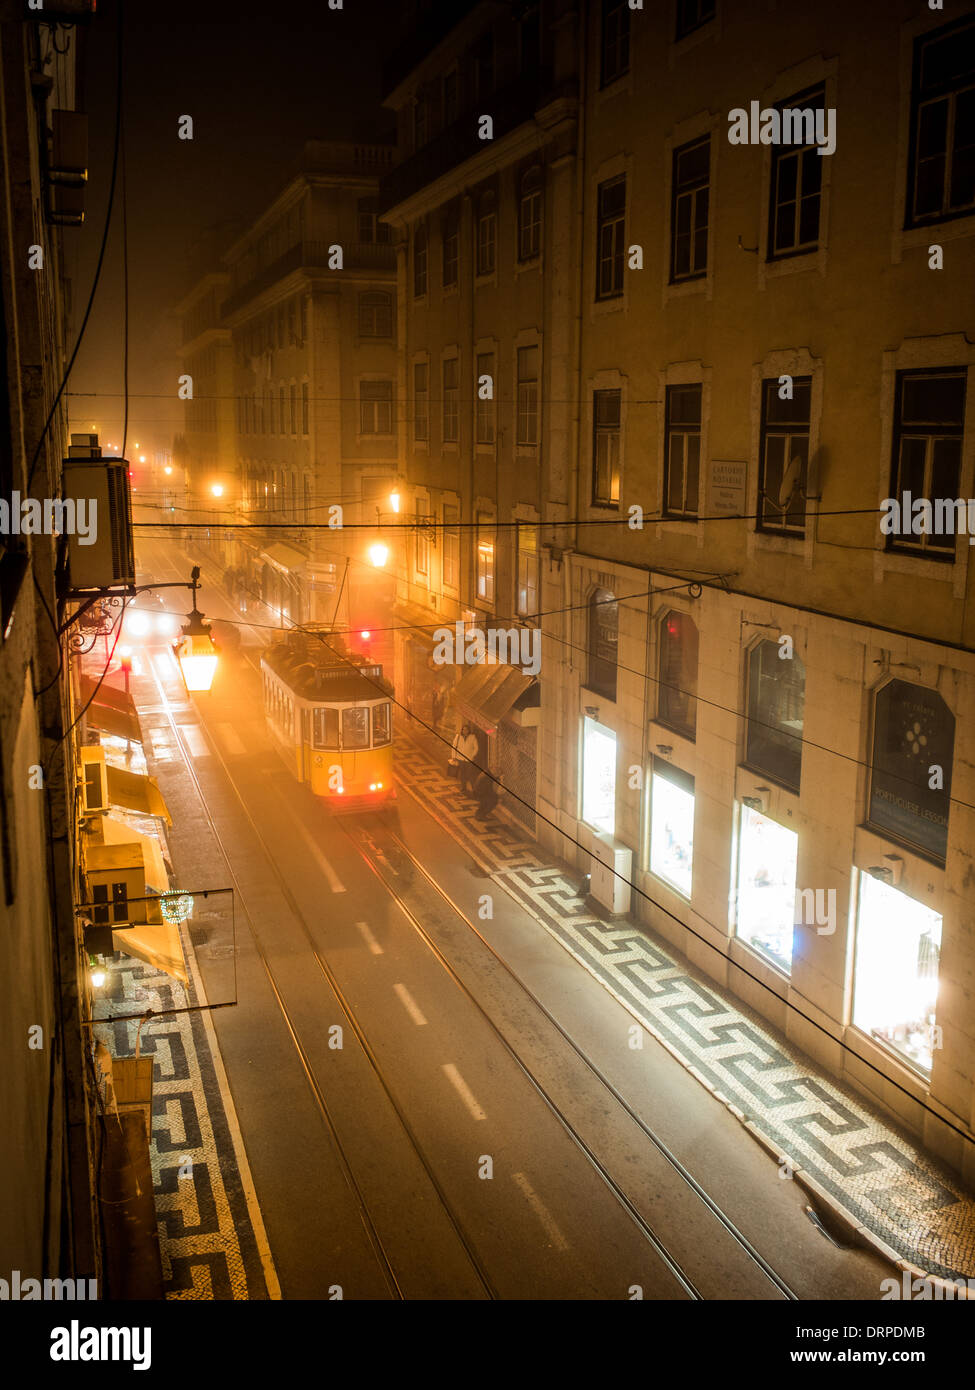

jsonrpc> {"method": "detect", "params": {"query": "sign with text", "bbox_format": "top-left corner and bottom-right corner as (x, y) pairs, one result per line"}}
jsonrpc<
(709, 460), (747, 515)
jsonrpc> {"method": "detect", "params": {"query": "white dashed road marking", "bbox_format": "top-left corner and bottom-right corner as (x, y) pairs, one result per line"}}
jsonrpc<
(442, 1063), (487, 1121)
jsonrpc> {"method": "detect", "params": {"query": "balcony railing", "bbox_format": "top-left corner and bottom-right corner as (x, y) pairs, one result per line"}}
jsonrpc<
(379, 69), (569, 214)
(221, 240), (396, 318)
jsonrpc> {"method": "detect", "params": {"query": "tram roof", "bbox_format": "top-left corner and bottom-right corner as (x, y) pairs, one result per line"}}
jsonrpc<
(261, 627), (391, 702)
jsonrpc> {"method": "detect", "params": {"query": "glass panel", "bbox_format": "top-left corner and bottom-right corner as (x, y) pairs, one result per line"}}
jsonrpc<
(342, 707), (369, 750)
(901, 372), (966, 425)
(745, 641), (804, 790)
(650, 771), (694, 896)
(735, 807), (798, 973)
(853, 873), (943, 1074)
(313, 707), (339, 750)
(582, 717), (616, 834)
(372, 702), (391, 747)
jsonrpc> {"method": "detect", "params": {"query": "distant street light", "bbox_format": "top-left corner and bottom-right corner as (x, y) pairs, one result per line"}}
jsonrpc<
(389, 491), (400, 513)
(210, 483), (224, 498)
(164, 466), (173, 475)
(368, 541), (389, 568)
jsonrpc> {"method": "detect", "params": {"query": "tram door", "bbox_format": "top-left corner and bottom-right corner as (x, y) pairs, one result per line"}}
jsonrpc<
(300, 708), (311, 782)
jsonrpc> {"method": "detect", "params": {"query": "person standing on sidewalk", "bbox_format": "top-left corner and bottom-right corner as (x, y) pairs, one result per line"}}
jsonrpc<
(450, 723), (480, 795)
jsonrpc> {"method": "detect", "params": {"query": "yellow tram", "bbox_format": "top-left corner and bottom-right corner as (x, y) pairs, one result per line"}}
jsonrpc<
(261, 625), (394, 810)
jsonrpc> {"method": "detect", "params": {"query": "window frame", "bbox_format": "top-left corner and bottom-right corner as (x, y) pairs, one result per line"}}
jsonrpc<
(413, 222), (428, 298)
(516, 522), (539, 618)
(743, 639), (805, 794)
(516, 345), (539, 447)
(413, 360), (429, 443)
(905, 15), (975, 229)
(357, 290), (393, 339)
(886, 367), (967, 560)
(670, 135), (710, 283)
(518, 167), (543, 262)
(675, 0), (715, 43)
(757, 375), (812, 536)
(359, 379), (394, 436)
(587, 587), (618, 702)
(595, 176), (626, 300)
(442, 357), (459, 443)
(592, 388), (622, 508)
(476, 512), (496, 605)
(600, 0), (631, 88)
(766, 85), (827, 261)
(475, 351), (496, 446)
(663, 383), (702, 518)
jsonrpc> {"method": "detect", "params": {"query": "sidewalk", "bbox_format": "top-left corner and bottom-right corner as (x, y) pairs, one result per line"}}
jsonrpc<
(396, 719), (975, 1287)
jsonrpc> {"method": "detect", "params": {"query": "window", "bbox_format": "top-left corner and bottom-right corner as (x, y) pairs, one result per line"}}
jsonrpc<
(342, 707), (370, 750)
(676, 0), (715, 42)
(592, 388), (621, 506)
(279, 387), (285, 436)
(357, 198), (379, 242)
(413, 223), (428, 297)
(735, 806), (797, 974)
(518, 167), (543, 261)
(313, 707), (340, 749)
(443, 503), (459, 590)
(768, 87), (825, 258)
(442, 358), (459, 442)
(413, 96), (428, 151)
(358, 291), (393, 338)
(758, 376), (811, 534)
(887, 369), (966, 558)
(442, 205), (459, 287)
(868, 679), (954, 862)
(671, 136), (710, 281)
(596, 177), (626, 299)
(476, 352), (495, 445)
(649, 761), (694, 897)
(290, 385), (297, 435)
(601, 0), (630, 87)
(301, 382), (309, 435)
(587, 588), (617, 701)
(744, 640), (805, 792)
(476, 514), (495, 604)
(657, 611), (698, 738)
(853, 873), (943, 1074)
(413, 362), (429, 442)
(516, 346), (539, 446)
(517, 523), (539, 617)
(473, 33), (494, 100)
(907, 16), (975, 226)
(443, 69), (459, 125)
(360, 380), (393, 435)
(372, 702), (392, 747)
(303, 475), (311, 521)
(664, 384), (701, 517)
(476, 194), (496, 276)
(582, 717), (617, 834)
(416, 524), (429, 577)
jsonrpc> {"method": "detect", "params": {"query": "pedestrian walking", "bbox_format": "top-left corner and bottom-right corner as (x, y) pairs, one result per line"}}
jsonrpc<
(450, 722), (479, 794)
(473, 769), (501, 821)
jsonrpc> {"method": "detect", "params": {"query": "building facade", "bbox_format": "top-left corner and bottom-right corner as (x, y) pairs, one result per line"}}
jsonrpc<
(382, 0), (975, 1181)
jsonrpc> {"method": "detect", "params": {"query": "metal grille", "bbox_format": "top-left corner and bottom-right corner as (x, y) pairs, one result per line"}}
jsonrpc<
(499, 723), (536, 834)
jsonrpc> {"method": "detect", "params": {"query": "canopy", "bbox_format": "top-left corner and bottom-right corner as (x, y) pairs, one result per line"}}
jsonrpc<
(450, 662), (537, 733)
(106, 765), (172, 824)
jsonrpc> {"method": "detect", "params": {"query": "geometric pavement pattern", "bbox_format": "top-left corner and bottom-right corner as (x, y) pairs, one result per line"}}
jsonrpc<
(396, 730), (975, 1284)
(92, 943), (270, 1300)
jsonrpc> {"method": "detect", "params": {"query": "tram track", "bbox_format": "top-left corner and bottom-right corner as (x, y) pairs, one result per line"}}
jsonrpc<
(141, 646), (497, 1301)
(343, 800), (800, 1302)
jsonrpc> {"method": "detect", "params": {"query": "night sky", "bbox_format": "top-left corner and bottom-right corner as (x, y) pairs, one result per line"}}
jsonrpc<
(69, 0), (394, 455)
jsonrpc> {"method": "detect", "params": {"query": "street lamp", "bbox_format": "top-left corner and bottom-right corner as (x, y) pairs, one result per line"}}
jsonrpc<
(210, 483), (224, 498)
(389, 490), (401, 513)
(173, 567), (218, 693)
(368, 541), (389, 568)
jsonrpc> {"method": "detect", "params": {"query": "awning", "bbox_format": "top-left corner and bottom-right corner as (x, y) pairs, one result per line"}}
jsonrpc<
(260, 542), (307, 576)
(106, 765), (172, 824)
(392, 601), (439, 648)
(450, 662), (537, 733)
(101, 815), (170, 894)
(80, 676), (142, 743)
(80, 675), (136, 716)
(113, 919), (188, 985)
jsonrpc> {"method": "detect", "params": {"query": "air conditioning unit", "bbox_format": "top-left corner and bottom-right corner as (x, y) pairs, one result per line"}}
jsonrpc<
(589, 831), (632, 915)
(63, 457), (135, 590)
(79, 746), (108, 816)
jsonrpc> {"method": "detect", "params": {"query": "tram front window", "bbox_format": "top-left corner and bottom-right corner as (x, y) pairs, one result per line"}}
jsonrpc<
(313, 707), (339, 749)
(372, 702), (391, 747)
(342, 706), (370, 750)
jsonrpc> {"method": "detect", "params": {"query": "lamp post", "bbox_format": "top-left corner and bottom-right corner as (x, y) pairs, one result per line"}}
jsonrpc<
(173, 567), (218, 693)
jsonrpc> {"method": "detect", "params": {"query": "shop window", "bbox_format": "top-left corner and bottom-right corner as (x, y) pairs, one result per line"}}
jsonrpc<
(582, 717), (616, 834)
(657, 610), (698, 738)
(853, 872), (943, 1074)
(649, 761), (694, 897)
(587, 588), (618, 701)
(868, 679), (954, 863)
(744, 639), (804, 792)
(735, 805), (798, 974)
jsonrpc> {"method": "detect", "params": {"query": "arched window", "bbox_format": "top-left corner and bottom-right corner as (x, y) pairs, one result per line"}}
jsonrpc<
(518, 166), (543, 260)
(587, 588), (618, 701)
(868, 679), (954, 862)
(657, 611), (698, 738)
(413, 223), (428, 297)
(744, 640), (805, 792)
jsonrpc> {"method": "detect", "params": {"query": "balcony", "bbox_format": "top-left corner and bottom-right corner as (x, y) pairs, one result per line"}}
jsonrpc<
(379, 69), (569, 214)
(221, 240), (396, 319)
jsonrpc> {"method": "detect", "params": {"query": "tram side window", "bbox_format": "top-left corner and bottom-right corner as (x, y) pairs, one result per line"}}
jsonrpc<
(372, 702), (391, 747)
(342, 706), (370, 750)
(313, 707), (340, 749)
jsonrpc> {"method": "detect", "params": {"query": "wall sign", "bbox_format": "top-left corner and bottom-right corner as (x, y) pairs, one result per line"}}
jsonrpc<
(709, 460), (747, 515)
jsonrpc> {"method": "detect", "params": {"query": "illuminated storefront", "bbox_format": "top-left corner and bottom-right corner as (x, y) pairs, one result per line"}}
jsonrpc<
(853, 872), (943, 1074)
(649, 761), (694, 897)
(734, 805), (798, 973)
(582, 717), (616, 834)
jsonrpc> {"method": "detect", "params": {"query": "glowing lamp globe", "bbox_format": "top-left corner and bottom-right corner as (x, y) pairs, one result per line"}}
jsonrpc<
(368, 542), (389, 568)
